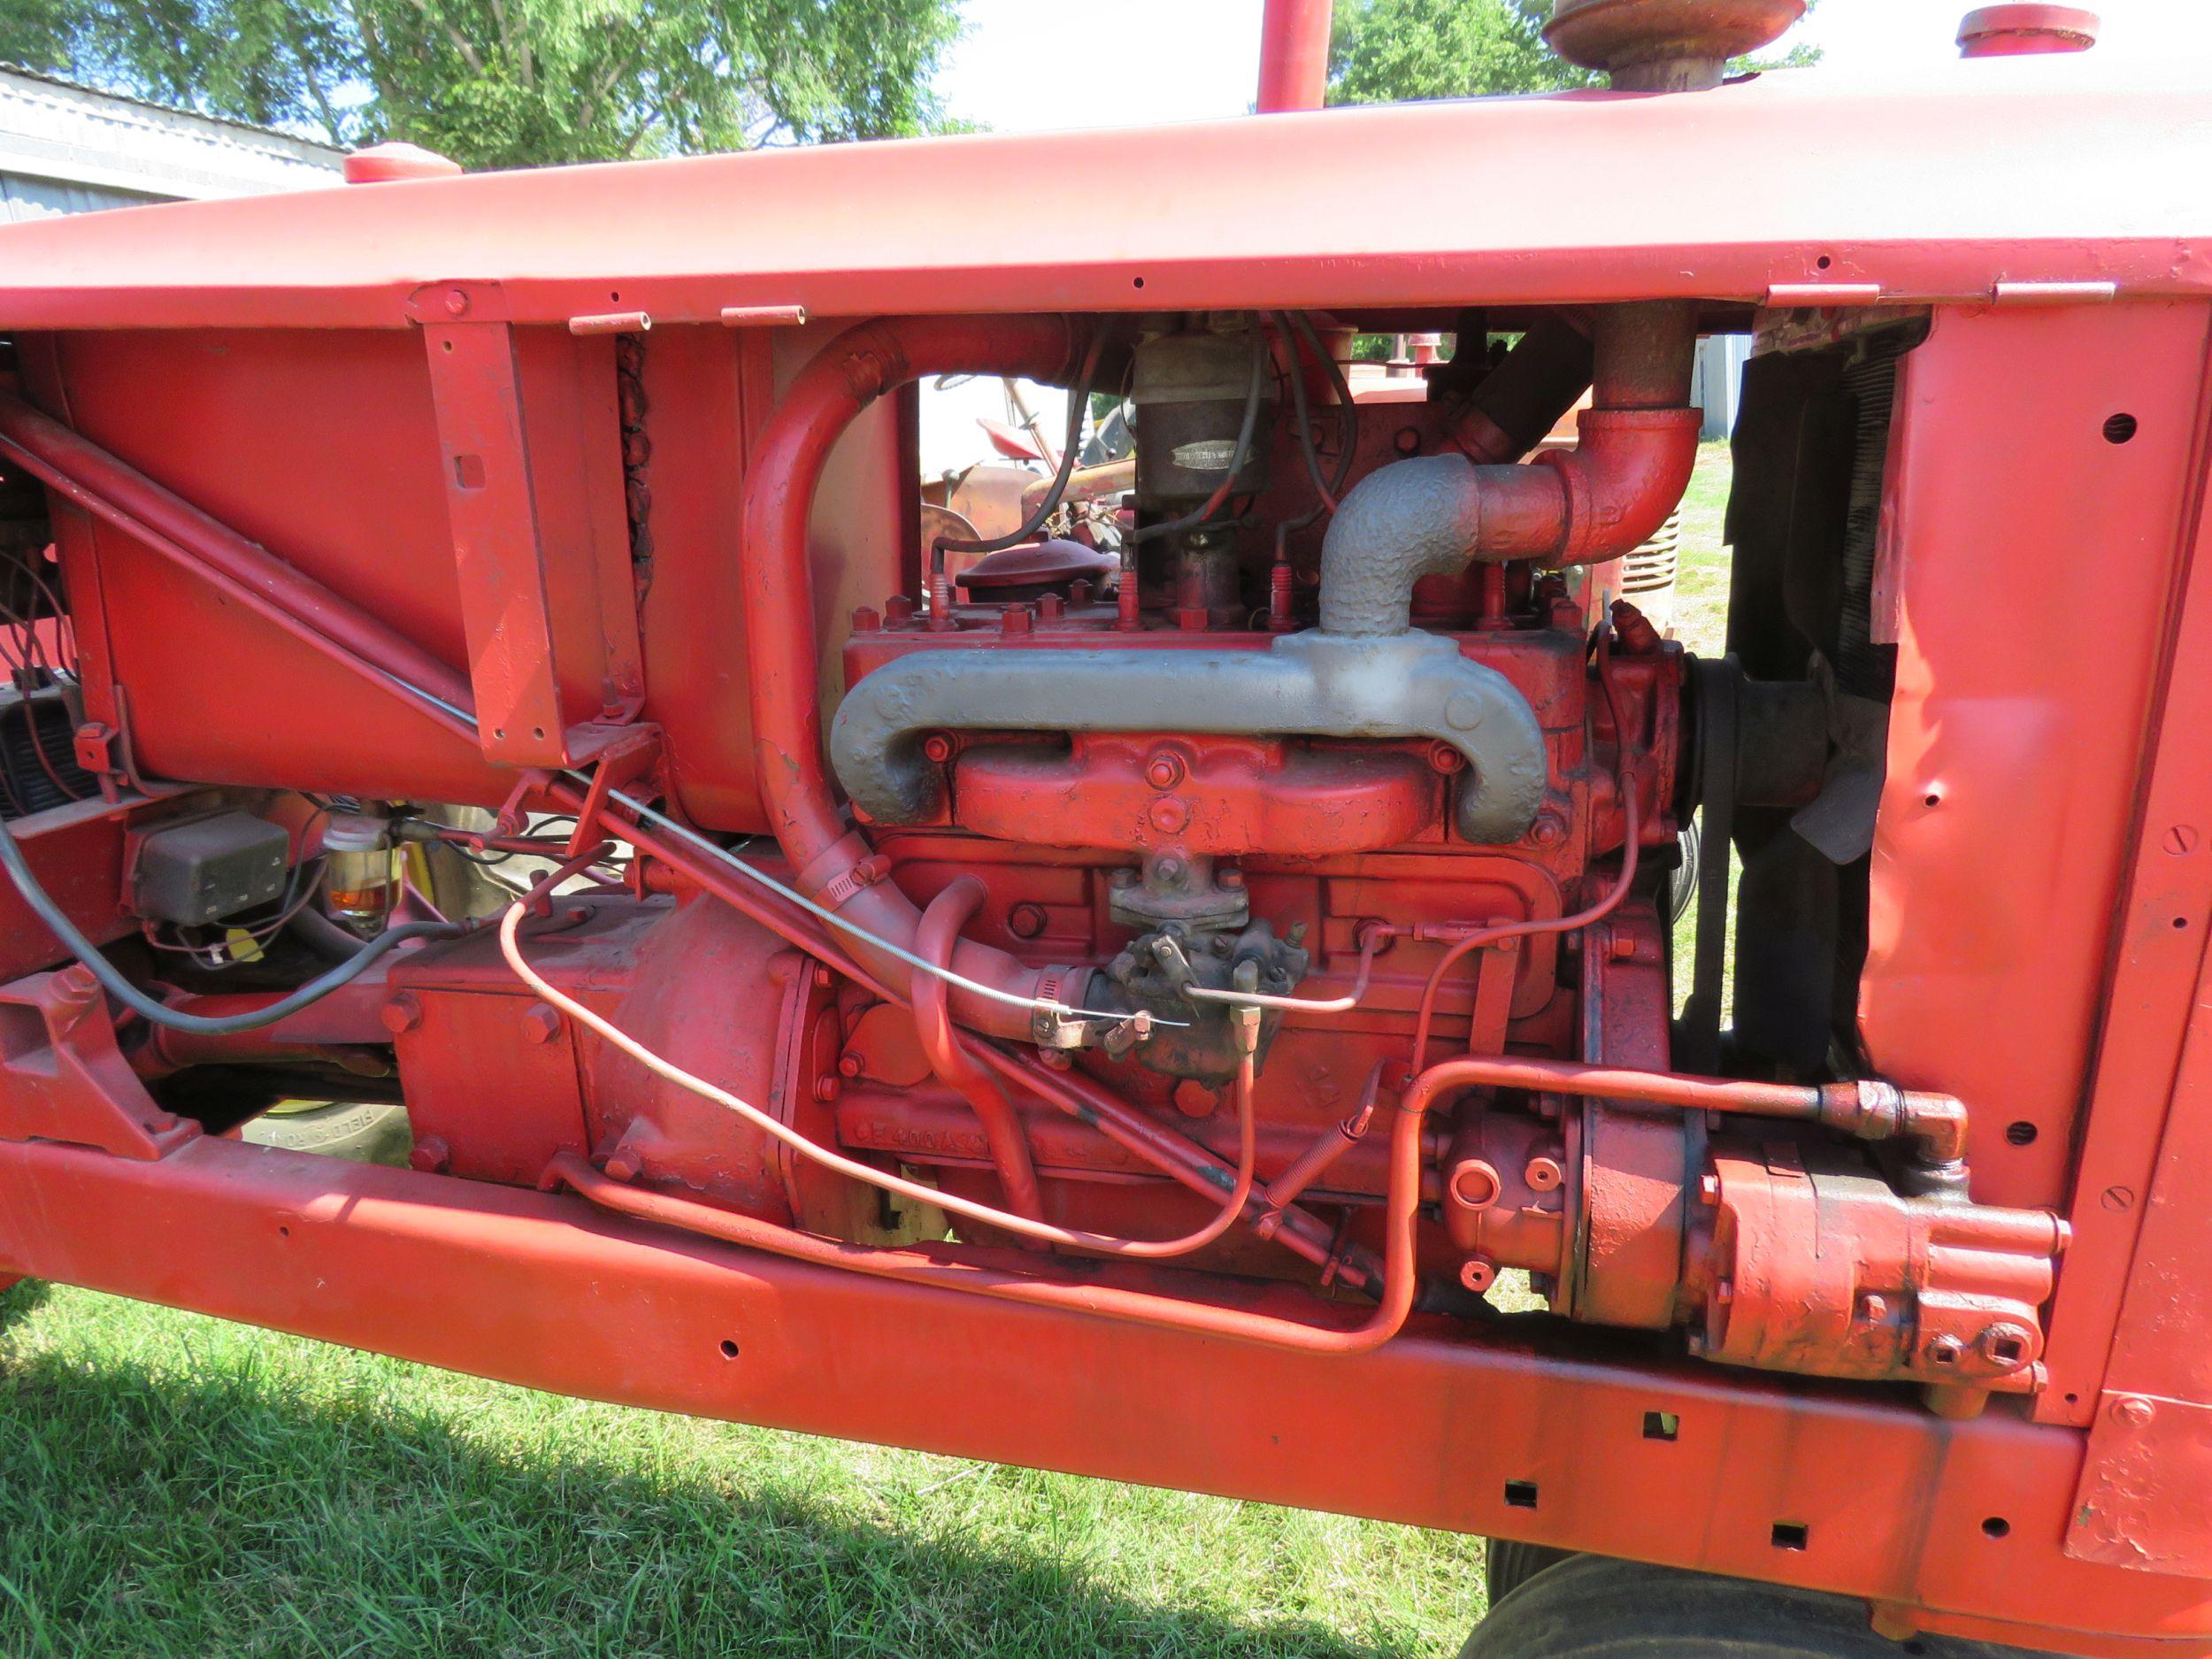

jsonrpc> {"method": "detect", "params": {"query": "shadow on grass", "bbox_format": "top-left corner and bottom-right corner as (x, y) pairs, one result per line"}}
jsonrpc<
(0, 1297), (1438, 1659)
(0, 1278), (50, 1331)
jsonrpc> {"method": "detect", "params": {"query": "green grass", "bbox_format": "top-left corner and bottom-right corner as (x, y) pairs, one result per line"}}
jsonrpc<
(0, 1281), (1486, 1657)
(1671, 441), (1733, 660)
(1669, 443), (1741, 1015)
(0, 449), (1742, 1657)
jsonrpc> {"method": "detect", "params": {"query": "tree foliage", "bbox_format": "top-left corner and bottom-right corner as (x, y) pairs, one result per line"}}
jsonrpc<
(1329, 0), (1594, 103)
(1327, 0), (1817, 105)
(0, 0), (965, 168)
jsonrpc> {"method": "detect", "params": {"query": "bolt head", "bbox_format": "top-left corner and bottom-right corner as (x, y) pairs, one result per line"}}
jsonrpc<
(1458, 1257), (1497, 1294)
(1524, 1156), (1563, 1192)
(522, 1002), (563, 1044)
(837, 1053), (864, 1079)
(811, 1073), (842, 1103)
(2115, 1395), (2156, 1427)
(380, 993), (423, 1035)
(1171, 1080), (1217, 1119)
(1144, 751), (1186, 790)
(410, 1135), (450, 1173)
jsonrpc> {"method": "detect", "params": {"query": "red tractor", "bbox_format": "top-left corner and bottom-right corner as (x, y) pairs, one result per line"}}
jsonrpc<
(0, 1), (2194, 1652)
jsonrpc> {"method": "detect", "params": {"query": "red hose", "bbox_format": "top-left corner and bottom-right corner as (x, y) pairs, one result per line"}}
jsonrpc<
(507, 897), (1263, 1261)
(915, 877), (1047, 1223)
(549, 1043), (1466, 1355)
(1411, 793), (1641, 1071)
(549, 783), (1379, 1286)
(737, 315), (1089, 1039)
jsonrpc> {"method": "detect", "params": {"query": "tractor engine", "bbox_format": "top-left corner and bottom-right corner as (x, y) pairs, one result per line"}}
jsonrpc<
(0, 296), (2060, 1411)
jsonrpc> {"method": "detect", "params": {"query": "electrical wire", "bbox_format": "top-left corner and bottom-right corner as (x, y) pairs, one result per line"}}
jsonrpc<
(1129, 323), (1272, 546)
(370, 675), (1154, 1027)
(501, 897), (1253, 1256)
(1271, 310), (1357, 526)
(1287, 311), (1358, 501)
(588, 779), (1171, 1026)
(0, 808), (465, 1034)
(931, 329), (1111, 558)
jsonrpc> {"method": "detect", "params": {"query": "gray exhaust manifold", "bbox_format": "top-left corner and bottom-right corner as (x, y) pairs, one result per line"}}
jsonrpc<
(829, 629), (1547, 845)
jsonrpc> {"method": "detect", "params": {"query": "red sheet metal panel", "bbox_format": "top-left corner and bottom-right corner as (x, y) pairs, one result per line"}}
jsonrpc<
(0, 63), (2201, 333)
(1859, 302), (2211, 1224)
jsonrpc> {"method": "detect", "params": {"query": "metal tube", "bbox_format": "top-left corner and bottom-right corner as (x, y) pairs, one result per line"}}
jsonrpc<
(914, 878), (1045, 1223)
(551, 1037), (1460, 1355)
(0, 389), (479, 733)
(1256, 0), (1333, 112)
(737, 314), (1091, 1038)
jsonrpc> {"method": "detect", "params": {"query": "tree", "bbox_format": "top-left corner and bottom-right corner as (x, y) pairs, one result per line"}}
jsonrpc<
(1327, 0), (1816, 105)
(0, 0), (964, 169)
(1329, 0), (1593, 104)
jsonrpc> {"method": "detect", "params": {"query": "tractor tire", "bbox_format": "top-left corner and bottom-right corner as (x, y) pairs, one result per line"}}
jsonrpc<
(241, 1102), (412, 1167)
(1461, 1555), (2022, 1658)
(1482, 1539), (1577, 1606)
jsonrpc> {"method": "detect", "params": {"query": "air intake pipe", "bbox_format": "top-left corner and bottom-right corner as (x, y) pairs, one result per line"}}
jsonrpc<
(739, 315), (1097, 1041)
(1317, 301), (1702, 636)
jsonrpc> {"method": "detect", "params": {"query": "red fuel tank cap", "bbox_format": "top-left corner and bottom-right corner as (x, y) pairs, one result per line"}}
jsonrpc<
(343, 142), (465, 184)
(1957, 4), (2099, 56)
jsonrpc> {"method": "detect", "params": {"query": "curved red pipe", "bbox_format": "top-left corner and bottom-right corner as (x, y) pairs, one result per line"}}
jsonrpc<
(1473, 301), (1702, 568)
(915, 877), (1044, 1223)
(549, 1041), (1451, 1355)
(738, 314), (1090, 1038)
